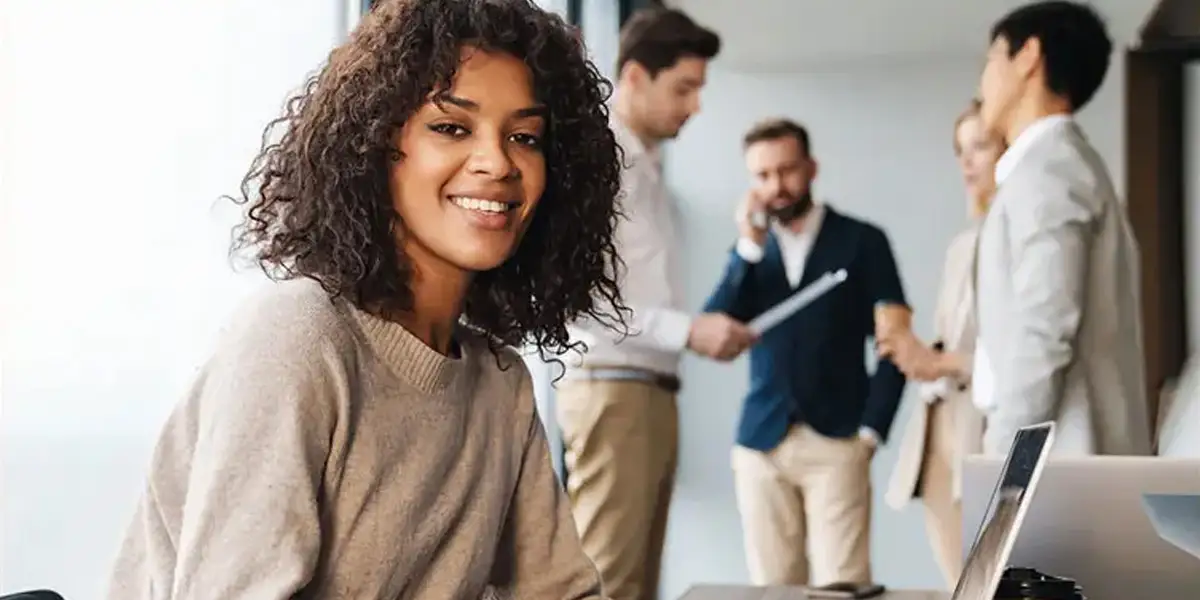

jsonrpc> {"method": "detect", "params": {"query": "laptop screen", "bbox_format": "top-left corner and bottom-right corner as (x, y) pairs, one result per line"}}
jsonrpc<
(951, 423), (1056, 600)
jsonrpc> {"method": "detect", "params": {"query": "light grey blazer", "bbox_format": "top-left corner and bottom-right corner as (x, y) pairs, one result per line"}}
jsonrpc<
(886, 226), (986, 510)
(974, 121), (1152, 456)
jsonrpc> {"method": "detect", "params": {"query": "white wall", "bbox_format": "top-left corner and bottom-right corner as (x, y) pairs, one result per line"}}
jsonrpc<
(656, 54), (1126, 597)
(671, 0), (1155, 73)
(0, 0), (342, 596)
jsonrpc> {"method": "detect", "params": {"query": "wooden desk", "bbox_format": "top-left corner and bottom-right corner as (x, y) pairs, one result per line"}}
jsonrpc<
(677, 585), (949, 600)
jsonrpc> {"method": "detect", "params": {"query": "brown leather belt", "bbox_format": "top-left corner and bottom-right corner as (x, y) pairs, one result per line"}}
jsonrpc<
(573, 367), (681, 393)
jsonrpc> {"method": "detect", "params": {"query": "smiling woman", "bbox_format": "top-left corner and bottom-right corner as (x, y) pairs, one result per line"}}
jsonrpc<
(235, 0), (625, 356)
(391, 48), (550, 278)
(103, 1), (623, 599)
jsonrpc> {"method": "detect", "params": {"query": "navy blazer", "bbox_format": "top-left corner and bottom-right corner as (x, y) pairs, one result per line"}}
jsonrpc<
(703, 206), (908, 452)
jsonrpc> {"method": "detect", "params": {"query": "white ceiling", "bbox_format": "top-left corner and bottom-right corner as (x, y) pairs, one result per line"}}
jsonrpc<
(669, 0), (1159, 71)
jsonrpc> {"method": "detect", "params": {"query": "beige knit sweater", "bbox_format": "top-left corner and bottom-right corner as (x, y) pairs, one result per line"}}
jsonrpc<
(106, 280), (603, 599)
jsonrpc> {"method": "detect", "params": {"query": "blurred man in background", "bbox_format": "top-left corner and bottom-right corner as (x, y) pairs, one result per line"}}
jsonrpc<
(968, 0), (1150, 456)
(558, 8), (743, 600)
(703, 118), (907, 587)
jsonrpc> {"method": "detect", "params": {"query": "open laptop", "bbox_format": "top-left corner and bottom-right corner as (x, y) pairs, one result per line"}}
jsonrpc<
(950, 422), (1056, 600)
(962, 455), (1200, 600)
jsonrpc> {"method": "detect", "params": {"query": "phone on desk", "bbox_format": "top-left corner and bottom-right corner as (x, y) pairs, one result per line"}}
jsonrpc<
(803, 582), (886, 599)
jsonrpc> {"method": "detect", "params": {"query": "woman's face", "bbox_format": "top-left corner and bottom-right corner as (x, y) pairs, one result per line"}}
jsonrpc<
(955, 114), (1004, 213)
(390, 47), (547, 275)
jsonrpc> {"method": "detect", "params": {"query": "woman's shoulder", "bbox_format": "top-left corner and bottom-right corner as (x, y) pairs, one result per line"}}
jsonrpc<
(934, 226), (980, 283)
(458, 332), (535, 399)
(182, 280), (359, 439)
(460, 337), (542, 441)
(216, 278), (359, 366)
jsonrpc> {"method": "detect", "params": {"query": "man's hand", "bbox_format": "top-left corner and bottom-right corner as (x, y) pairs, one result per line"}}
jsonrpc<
(856, 428), (880, 459)
(687, 313), (757, 361)
(735, 188), (770, 247)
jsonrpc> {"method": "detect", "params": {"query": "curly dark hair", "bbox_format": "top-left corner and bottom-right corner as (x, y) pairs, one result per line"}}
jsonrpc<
(230, 0), (628, 358)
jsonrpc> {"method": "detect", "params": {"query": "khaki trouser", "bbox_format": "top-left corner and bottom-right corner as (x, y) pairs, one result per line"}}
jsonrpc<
(555, 379), (678, 600)
(920, 399), (964, 590)
(730, 424), (872, 586)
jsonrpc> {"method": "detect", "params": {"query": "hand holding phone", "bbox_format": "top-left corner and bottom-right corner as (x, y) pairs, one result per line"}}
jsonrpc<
(735, 188), (770, 246)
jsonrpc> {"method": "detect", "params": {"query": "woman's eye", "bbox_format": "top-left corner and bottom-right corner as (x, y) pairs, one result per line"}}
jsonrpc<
(510, 133), (542, 148)
(429, 123), (469, 137)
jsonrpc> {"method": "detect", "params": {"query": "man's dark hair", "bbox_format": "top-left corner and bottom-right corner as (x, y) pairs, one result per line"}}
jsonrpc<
(616, 7), (720, 77)
(991, 0), (1112, 111)
(230, 0), (627, 358)
(742, 118), (811, 157)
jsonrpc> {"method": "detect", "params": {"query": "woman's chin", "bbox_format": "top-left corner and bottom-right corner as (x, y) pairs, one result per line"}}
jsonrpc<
(444, 243), (517, 273)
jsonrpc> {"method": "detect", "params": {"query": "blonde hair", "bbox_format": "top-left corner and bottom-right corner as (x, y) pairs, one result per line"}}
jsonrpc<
(952, 99), (1002, 217)
(952, 98), (983, 156)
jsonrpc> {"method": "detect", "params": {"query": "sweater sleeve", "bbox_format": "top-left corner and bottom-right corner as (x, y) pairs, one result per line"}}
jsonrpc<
(156, 302), (343, 599)
(490, 368), (605, 599)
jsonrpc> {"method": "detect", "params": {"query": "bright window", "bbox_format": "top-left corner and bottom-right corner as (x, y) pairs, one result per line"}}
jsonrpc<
(0, 1), (341, 595)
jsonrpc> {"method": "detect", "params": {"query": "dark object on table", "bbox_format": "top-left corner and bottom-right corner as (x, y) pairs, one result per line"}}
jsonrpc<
(803, 581), (886, 599)
(994, 567), (1085, 600)
(0, 591), (65, 600)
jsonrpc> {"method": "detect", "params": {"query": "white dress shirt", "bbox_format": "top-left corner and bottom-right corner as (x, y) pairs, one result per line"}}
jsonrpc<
(567, 117), (691, 376)
(972, 113), (1073, 413)
(735, 203), (825, 288)
(734, 203), (880, 445)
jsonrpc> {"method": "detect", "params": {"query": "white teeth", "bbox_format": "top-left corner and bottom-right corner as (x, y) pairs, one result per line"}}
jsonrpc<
(451, 196), (511, 214)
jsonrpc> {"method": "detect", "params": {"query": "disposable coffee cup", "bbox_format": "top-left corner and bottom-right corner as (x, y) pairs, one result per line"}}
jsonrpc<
(873, 301), (912, 342)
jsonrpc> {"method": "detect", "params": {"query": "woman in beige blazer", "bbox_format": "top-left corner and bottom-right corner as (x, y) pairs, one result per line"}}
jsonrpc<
(882, 100), (1004, 589)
